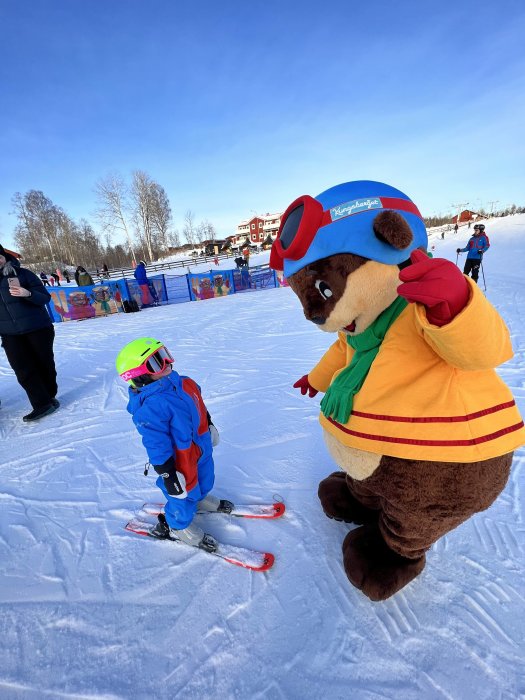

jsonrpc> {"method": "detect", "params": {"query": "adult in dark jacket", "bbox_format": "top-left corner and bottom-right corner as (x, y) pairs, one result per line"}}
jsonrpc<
(0, 244), (59, 421)
(75, 266), (94, 286)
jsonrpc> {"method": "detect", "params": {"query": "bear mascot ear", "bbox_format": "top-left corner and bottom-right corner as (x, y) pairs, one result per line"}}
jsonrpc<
(372, 211), (413, 250)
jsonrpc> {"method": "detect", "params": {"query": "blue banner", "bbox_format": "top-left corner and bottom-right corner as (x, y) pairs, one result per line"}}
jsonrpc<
(125, 275), (167, 308)
(189, 271), (234, 301)
(47, 281), (128, 322)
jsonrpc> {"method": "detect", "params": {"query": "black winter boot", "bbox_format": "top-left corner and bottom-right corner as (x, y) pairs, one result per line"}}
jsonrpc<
(23, 402), (59, 422)
(151, 513), (171, 539)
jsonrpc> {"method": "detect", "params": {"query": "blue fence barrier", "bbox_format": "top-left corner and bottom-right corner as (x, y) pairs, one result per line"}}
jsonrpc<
(164, 274), (192, 304)
(47, 266), (279, 322)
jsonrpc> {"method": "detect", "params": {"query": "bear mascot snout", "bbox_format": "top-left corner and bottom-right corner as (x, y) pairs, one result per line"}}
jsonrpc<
(270, 180), (525, 601)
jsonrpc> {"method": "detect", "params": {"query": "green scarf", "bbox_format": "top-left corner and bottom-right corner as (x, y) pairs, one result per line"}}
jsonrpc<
(320, 296), (407, 424)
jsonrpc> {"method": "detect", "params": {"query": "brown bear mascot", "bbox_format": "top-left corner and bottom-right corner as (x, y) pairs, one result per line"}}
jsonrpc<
(270, 180), (525, 601)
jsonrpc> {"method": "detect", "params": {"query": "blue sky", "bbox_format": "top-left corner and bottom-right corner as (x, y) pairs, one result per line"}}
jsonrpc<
(1, 0), (524, 250)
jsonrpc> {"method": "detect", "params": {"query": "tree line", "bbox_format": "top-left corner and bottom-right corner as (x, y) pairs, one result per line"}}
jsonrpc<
(423, 203), (525, 229)
(9, 171), (218, 272)
(8, 176), (525, 272)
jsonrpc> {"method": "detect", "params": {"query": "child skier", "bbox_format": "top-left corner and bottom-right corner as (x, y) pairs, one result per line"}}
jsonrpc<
(116, 337), (232, 551)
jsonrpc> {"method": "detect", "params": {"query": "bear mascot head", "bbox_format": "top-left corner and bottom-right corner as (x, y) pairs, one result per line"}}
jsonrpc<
(271, 180), (524, 601)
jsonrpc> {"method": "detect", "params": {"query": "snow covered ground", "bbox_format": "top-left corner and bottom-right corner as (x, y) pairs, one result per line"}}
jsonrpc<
(1, 216), (524, 699)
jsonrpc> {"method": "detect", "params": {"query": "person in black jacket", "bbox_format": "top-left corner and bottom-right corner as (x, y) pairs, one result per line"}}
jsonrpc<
(0, 244), (59, 421)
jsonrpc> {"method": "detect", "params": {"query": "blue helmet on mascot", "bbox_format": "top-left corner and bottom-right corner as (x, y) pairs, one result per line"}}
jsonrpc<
(270, 180), (428, 278)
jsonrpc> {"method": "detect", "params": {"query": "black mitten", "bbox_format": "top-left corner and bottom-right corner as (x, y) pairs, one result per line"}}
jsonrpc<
(153, 456), (185, 497)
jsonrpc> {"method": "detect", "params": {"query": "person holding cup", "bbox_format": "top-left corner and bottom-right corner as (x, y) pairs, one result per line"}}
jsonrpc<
(0, 244), (59, 421)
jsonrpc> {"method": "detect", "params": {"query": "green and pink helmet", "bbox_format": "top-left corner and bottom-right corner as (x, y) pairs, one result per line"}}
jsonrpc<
(116, 337), (174, 388)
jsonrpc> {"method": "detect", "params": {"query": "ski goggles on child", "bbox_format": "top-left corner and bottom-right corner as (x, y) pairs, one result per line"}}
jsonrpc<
(119, 346), (174, 382)
(269, 194), (422, 270)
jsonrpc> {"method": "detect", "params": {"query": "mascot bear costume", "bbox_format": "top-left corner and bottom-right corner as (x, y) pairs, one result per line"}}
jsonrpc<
(270, 180), (524, 601)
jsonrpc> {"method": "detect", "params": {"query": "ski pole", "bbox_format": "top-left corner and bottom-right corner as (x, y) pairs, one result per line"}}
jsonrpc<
(456, 251), (460, 266)
(480, 258), (487, 291)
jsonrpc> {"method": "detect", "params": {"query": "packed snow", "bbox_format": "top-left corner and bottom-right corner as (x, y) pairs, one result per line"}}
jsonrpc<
(1, 215), (524, 699)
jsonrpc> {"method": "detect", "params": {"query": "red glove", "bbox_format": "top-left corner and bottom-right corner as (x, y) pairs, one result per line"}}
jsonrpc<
(293, 375), (318, 397)
(397, 250), (469, 327)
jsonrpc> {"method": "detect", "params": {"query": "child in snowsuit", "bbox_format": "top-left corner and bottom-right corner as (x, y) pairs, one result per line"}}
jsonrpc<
(457, 223), (490, 283)
(116, 337), (231, 551)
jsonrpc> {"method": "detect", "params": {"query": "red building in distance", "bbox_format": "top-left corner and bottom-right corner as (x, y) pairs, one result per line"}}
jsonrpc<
(451, 210), (487, 224)
(229, 212), (282, 249)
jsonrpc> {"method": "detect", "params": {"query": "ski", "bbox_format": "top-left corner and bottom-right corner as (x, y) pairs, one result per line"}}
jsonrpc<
(125, 516), (275, 572)
(140, 501), (285, 520)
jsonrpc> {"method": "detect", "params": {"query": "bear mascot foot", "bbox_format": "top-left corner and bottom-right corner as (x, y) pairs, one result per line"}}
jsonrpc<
(318, 471), (378, 524)
(342, 524), (426, 601)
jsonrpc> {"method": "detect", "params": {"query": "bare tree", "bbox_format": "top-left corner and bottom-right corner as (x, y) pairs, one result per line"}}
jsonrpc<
(12, 190), (60, 263)
(183, 210), (197, 249)
(94, 174), (136, 265)
(150, 182), (173, 254)
(131, 170), (154, 261)
(56, 209), (79, 266)
(75, 219), (106, 268)
(196, 219), (217, 244)
(168, 228), (181, 249)
(11, 190), (102, 267)
(131, 172), (174, 260)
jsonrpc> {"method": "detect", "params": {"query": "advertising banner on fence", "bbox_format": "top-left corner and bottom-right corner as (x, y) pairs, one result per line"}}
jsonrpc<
(45, 266), (277, 322)
(48, 276), (169, 322)
(189, 271), (234, 301)
(47, 281), (128, 322)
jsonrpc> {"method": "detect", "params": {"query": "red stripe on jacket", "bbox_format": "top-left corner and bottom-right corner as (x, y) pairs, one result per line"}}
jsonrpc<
(172, 378), (209, 491)
(350, 401), (517, 424)
(327, 417), (525, 447)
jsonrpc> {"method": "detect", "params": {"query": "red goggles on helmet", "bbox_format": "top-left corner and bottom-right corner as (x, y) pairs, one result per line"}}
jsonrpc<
(269, 194), (422, 271)
(120, 346), (174, 382)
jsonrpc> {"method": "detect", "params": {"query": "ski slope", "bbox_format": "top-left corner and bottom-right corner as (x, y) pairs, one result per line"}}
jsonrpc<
(0, 215), (524, 699)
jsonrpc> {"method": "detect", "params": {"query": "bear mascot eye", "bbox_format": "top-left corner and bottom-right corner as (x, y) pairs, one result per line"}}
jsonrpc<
(315, 279), (333, 299)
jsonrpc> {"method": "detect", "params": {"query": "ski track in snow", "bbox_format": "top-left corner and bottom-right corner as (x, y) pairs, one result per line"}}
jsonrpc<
(1, 226), (525, 699)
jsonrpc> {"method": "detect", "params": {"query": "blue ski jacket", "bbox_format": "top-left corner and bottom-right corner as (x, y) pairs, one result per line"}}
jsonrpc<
(459, 233), (490, 260)
(133, 263), (148, 285)
(127, 370), (213, 491)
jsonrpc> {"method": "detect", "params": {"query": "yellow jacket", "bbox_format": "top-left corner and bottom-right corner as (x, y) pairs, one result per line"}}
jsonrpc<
(309, 279), (525, 462)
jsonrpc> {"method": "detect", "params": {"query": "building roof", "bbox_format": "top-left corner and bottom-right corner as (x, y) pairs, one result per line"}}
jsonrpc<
(237, 212), (282, 227)
(451, 210), (488, 223)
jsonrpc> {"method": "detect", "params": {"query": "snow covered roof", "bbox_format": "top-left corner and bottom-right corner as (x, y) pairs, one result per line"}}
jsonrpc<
(237, 212), (282, 227)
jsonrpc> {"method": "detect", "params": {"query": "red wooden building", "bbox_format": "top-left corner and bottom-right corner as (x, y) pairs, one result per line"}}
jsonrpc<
(451, 210), (487, 224)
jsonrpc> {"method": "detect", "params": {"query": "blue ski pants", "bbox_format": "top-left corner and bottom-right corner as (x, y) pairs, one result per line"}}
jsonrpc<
(156, 454), (215, 529)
